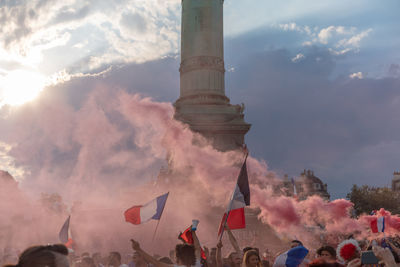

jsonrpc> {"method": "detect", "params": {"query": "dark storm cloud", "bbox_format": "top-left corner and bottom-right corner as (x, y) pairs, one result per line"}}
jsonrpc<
(50, 56), (179, 109)
(389, 64), (400, 77)
(224, 31), (400, 198)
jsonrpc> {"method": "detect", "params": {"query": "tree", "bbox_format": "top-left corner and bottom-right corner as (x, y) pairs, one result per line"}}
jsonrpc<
(347, 185), (400, 216)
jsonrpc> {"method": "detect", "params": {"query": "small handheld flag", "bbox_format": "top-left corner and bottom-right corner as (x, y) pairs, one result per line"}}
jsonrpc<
(124, 192), (169, 225)
(218, 155), (250, 237)
(178, 226), (207, 260)
(59, 215), (71, 244)
(273, 246), (309, 267)
(371, 216), (385, 233)
(178, 226), (194, 244)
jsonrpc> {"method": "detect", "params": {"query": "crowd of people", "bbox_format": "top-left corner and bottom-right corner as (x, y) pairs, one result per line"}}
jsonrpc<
(2, 226), (400, 267)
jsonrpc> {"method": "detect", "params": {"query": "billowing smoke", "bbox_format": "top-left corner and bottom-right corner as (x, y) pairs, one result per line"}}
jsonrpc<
(0, 84), (399, 258)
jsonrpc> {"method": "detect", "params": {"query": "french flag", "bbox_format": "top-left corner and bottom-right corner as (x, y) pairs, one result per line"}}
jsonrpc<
(272, 246), (309, 267)
(371, 216), (385, 233)
(59, 215), (74, 248)
(218, 156), (250, 235)
(124, 192), (169, 225)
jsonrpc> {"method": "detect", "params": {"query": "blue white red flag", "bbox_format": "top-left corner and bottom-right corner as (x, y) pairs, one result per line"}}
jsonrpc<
(59, 215), (72, 245)
(371, 216), (385, 233)
(272, 246), (309, 267)
(218, 156), (250, 235)
(124, 192), (169, 225)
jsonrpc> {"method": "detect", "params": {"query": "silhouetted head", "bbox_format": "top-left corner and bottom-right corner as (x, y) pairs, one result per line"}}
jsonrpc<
(81, 257), (96, 267)
(3, 244), (69, 267)
(108, 251), (122, 266)
(175, 244), (196, 267)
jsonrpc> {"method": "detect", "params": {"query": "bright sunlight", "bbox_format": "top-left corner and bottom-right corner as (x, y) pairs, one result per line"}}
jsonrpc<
(0, 70), (46, 106)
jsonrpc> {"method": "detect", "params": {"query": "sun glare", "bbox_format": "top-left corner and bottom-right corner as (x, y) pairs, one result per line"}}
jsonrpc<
(0, 70), (46, 106)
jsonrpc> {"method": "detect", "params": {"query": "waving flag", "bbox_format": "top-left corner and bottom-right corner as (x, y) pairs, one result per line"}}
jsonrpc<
(272, 246), (309, 267)
(125, 192), (169, 225)
(59, 215), (73, 247)
(178, 226), (206, 260)
(371, 216), (385, 233)
(218, 156), (250, 235)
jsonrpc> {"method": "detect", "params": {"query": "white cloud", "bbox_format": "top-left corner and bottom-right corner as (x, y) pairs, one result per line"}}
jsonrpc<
(278, 22), (372, 56)
(302, 41), (313, 46)
(317, 25), (355, 45)
(279, 23), (315, 37)
(0, 142), (27, 181)
(291, 53), (305, 62)
(328, 47), (352, 55)
(318, 26), (336, 44)
(337, 28), (372, 48)
(0, 0), (181, 85)
(349, 72), (363, 79)
(280, 22), (300, 32)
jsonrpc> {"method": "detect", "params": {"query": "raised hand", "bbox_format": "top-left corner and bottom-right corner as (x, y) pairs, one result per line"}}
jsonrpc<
(131, 239), (140, 251)
(387, 239), (400, 255)
(372, 245), (396, 267)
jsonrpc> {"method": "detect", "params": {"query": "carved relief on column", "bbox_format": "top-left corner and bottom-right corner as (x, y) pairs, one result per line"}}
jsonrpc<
(179, 56), (225, 74)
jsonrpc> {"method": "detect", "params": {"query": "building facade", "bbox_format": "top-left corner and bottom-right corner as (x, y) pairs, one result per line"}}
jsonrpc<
(280, 170), (330, 200)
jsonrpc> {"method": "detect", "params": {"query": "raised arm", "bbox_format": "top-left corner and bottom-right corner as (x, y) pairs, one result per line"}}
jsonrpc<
(216, 240), (223, 267)
(203, 246), (211, 267)
(191, 230), (202, 260)
(373, 245), (397, 267)
(387, 239), (400, 256)
(131, 239), (171, 267)
(225, 224), (241, 254)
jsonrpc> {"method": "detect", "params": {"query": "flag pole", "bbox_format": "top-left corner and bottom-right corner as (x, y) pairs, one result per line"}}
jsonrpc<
(152, 192), (169, 242)
(152, 220), (161, 242)
(218, 152), (249, 241)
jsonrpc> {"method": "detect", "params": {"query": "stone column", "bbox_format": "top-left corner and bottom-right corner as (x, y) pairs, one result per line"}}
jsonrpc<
(179, 0), (228, 104)
(175, 0), (250, 152)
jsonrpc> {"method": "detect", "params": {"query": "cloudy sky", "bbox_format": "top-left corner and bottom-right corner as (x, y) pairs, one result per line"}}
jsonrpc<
(0, 0), (399, 199)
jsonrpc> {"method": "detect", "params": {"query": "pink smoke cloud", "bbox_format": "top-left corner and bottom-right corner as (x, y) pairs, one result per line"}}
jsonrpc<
(1, 85), (399, 256)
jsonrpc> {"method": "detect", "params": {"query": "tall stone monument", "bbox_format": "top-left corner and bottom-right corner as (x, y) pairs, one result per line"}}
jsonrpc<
(160, 1), (283, 250)
(174, 0), (250, 151)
